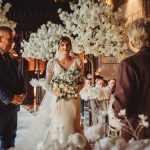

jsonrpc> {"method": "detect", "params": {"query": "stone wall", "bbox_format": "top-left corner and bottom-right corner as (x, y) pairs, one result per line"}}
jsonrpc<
(101, 63), (119, 80)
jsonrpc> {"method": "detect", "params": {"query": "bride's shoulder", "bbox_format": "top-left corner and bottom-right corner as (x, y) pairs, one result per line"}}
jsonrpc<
(47, 58), (56, 67)
(73, 56), (82, 65)
(47, 58), (56, 64)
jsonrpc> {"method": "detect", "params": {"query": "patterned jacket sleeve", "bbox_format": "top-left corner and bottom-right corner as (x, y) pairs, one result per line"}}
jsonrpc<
(0, 60), (13, 104)
(0, 85), (14, 104)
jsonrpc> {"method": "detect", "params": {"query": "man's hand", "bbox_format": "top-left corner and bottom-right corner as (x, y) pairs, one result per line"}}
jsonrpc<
(11, 94), (25, 105)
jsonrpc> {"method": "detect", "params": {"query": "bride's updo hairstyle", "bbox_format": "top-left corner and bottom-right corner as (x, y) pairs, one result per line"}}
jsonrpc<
(58, 36), (72, 49)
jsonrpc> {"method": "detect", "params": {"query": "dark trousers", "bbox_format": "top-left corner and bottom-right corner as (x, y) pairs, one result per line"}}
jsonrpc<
(0, 107), (17, 149)
(80, 98), (84, 116)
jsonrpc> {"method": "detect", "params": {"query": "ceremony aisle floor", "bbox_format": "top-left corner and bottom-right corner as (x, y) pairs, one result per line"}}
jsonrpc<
(15, 106), (35, 144)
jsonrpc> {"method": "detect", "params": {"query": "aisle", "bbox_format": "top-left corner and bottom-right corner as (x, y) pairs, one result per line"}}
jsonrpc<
(15, 106), (35, 144)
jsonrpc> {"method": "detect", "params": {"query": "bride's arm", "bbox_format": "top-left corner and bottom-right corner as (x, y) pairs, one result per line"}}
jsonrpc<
(76, 57), (84, 91)
(45, 59), (54, 89)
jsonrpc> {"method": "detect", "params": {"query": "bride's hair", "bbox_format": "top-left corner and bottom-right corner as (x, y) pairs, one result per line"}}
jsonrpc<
(58, 36), (72, 49)
(55, 36), (73, 57)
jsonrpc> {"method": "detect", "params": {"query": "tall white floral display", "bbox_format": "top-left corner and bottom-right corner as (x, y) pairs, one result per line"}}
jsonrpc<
(21, 21), (74, 60)
(0, 0), (16, 29)
(58, 0), (128, 57)
(58, 0), (128, 84)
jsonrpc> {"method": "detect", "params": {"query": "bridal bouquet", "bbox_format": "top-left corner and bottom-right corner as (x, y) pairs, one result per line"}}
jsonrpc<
(49, 70), (81, 102)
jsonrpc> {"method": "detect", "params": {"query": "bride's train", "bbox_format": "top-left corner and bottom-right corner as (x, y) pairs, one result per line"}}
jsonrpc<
(15, 91), (89, 150)
(16, 91), (52, 150)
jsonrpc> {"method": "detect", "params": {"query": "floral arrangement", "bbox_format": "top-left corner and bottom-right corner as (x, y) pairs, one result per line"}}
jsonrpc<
(30, 78), (46, 89)
(21, 0), (129, 60)
(80, 85), (111, 101)
(0, 0), (16, 29)
(80, 85), (91, 100)
(90, 136), (150, 150)
(58, 0), (128, 58)
(49, 70), (81, 102)
(85, 109), (150, 150)
(37, 132), (86, 150)
(118, 109), (149, 140)
(21, 21), (78, 60)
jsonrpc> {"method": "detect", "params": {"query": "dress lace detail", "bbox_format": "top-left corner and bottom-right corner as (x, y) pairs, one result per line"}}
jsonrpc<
(45, 59), (54, 86)
(16, 57), (82, 150)
(46, 57), (82, 81)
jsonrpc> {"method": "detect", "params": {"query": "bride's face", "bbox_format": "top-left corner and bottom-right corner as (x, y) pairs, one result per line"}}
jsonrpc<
(59, 41), (71, 55)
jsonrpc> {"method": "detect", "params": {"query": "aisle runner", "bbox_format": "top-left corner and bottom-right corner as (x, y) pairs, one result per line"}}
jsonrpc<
(15, 106), (35, 144)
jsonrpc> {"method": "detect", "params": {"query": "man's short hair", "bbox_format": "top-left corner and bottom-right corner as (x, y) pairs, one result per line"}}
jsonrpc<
(127, 18), (150, 49)
(0, 26), (13, 36)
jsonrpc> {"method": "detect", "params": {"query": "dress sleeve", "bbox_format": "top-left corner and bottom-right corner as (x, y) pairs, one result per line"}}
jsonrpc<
(76, 57), (84, 90)
(45, 59), (54, 86)
(113, 60), (138, 117)
(76, 57), (83, 72)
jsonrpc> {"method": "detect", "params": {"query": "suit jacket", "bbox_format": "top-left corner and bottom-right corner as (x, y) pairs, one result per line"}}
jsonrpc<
(0, 48), (25, 111)
(113, 47), (150, 141)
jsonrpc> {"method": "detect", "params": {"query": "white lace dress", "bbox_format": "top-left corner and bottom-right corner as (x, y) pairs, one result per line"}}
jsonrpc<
(16, 57), (82, 150)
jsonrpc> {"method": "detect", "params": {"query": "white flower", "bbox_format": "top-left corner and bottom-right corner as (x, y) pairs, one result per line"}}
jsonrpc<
(85, 124), (105, 142)
(138, 114), (149, 127)
(30, 78), (46, 89)
(21, 20), (73, 60)
(118, 109), (126, 116)
(0, 1), (16, 29)
(99, 137), (113, 149)
(141, 121), (149, 127)
(68, 133), (86, 148)
(37, 142), (44, 150)
(80, 86), (92, 101)
(138, 114), (148, 121)
(58, 0), (128, 58)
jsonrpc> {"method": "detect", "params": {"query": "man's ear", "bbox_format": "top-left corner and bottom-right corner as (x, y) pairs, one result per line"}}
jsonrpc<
(129, 41), (139, 53)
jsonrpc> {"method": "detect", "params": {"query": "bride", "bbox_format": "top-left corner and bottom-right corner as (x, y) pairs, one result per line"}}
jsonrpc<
(16, 36), (84, 150)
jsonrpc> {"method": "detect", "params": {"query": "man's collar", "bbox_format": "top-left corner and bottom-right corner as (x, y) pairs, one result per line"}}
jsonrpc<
(140, 46), (150, 52)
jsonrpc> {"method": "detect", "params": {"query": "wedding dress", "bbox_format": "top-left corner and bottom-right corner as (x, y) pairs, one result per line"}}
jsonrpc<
(16, 57), (82, 150)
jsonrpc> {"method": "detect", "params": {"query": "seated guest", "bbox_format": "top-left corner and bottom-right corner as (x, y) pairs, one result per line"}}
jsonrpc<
(108, 78), (116, 94)
(80, 78), (91, 117)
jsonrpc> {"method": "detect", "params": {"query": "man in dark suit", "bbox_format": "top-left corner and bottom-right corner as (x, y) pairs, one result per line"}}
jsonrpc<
(0, 26), (25, 149)
(113, 18), (150, 141)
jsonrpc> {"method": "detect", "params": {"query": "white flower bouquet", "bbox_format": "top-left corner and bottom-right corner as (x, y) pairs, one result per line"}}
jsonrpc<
(0, 0), (16, 29)
(49, 70), (81, 102)
(58, 0), (128, 58)
(80, 85), (92, 101)
(30, 78), (46, 89)
(21, 21), (73, 60)
(80, 86), (111, 101)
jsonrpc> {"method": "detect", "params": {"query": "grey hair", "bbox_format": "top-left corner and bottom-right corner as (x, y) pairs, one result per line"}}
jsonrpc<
(0, 26), (14, 36)
(127, 18), (150, 49)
